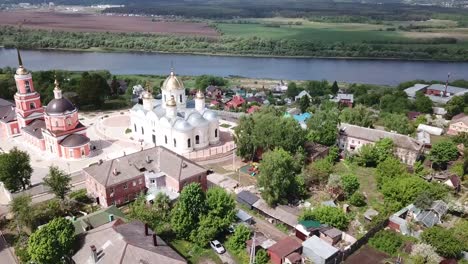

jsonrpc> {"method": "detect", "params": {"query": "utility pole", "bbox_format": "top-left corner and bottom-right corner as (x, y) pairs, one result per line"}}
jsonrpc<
(249, 232), (256, 264)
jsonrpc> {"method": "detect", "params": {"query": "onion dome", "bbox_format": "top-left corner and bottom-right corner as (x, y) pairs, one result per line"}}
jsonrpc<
(173, 119), (193, 132)
(195, 90), (205, 99)
(187, 112), (209, 127)
(162, 69), (184, 91)
(166, 95), (177, 107)
(142, 90), (153, 99)
(15, 50), (29, 75)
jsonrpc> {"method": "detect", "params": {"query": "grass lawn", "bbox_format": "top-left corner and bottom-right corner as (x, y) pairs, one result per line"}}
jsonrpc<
(333, 161), (383, 205)
(169, 239), (223, 264)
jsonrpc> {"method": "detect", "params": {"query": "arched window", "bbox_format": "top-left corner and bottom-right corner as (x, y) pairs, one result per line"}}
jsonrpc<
(152, 134), (156, 144)
(179, 94), (182, 103)
(29, 102), (35, 109)
(134, 124), (137, 132)
(66, 118), (72, 126)
(187, 138), (191, 148)
(195, 135), (200, 144)
(55, 120), (58, 127)
(173, 139), (177, 147)
(24, 81), (31, 93)
(141, 127), (144, 135)
(215, 129), (218, 138)
(165, 135), (168, 144)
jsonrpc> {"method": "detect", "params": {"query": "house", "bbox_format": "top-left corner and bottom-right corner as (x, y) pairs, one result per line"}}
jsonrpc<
(305, 142), (330, 162)
(236, 209), (254, 225)
(448, 114), (468, 135)
(389, 201), (448, 234)
(331, 93), (354, 107)
(236, 190), (260, 210)
(388, 204), (420, 235)
(444, 175), (461, 192)
(295, 220), (322, 241)
(72, 220), (187, 264)
(415, 200), (448, 228)
(246, 96), (264, 104)
(339, 123), (424, 165)
(225, 95), (245, 110)
(72, 205), (126, 235)
(252, 198), (299, 228)
(255, 91), (267, 99)
(83, 146), (207, 207)
(294, 90), (311, 101)
(417, 124), (443, 136)
(319, 227), (342, 246)
(404, 83), (468, 104)
(302, 236), (339, 264)
(206, 85), (223, 99)
(246, 232), (276, 256)
(267, 237), (302, 264)
(272, 81), (288, 93)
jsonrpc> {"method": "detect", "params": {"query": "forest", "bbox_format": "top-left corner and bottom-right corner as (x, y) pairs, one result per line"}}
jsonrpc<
(2, 26), (468, 61)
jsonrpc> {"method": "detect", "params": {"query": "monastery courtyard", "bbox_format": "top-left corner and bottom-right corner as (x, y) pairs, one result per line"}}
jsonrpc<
(0, 109), (237, 185)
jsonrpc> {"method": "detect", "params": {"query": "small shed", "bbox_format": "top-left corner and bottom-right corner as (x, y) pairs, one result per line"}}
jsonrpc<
(295, 220), (321, 241)
(236, 190), (260, 209)
(267, 237), (302, 264)
(302, 236), (339, 264)
(319, 227), (342, 245)
(236, 209), (253, 225)
(417, 124), (443, 136)
(364, 208), (379, 222)
(444, 175), (461, 192)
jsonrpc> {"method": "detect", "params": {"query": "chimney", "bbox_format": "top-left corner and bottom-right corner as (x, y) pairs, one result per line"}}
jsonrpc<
(98, 159), (103, 165)
(112, 168), (118, 176)
(144, 223), (149, 236)
(108, 214), (114, 222)
(152, 233), (158, 246)
(90, 245), (98, 263)
(146, 155), (151, 163)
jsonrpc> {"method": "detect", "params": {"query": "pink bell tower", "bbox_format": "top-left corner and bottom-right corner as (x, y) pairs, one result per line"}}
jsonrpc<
(13, 50), (44, 128)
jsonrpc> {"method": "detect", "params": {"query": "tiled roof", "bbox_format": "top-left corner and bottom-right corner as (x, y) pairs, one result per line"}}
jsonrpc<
(83, 146), (206, 187)
(339, 123), (424, 152)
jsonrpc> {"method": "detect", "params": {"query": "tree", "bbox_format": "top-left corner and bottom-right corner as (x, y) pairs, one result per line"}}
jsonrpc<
(381, 113), (414, 135)
(0, 147), (32, 192)
(286, 81), (300, 98)
(300, 206), (349, 230)
(227, 225), (251, 252)
(258, 148), (304, 206)
(356, 138), (394, 167)
(171, 183), (206, 239)
(307, 106), (340, 146)
(414, 91), (433, 113)
(410, 243), (442, 264)
(445, 95), (465, 119)
(299, 95), (310, 113)
(340, 104), (375, 127)
(330, 81), (339, 95)
(110, 75), (119, 95)
(302, 158), (334, 186)
(429, 141), (458, 169)
(78, 72), (110, 108)
(369, 230), (403, 255)
(340, 174), (360, 197)
(255, 249), (270, 264)
(375, 157), (406, 188)
(9, 195), (33, 229)
(194, 75), (227, 90)
(414, 191), (434, 210)
(349, 192), (366, 207)
(28, 217), (76, 264)
(452, 220), (468, 252)
(128, 193), (171, 233)
(43, 166), (71, 201)
(421, 226), (463, 259)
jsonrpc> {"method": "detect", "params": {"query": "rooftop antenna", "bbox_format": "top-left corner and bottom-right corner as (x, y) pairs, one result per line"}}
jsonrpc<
(444, 72), (451, 97)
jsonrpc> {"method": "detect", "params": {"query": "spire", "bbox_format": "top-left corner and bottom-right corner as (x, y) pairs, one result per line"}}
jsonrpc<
(170, 61), (175, 76)
(17, 49), (23, 67)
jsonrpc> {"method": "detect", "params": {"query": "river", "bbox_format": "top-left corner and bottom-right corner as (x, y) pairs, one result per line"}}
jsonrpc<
(1, 48), (468, 85)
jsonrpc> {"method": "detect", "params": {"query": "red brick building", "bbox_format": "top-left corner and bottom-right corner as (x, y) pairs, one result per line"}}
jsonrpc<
(83, 146), (208, 207)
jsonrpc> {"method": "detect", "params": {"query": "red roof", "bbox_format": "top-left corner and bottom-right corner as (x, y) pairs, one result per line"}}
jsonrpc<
(247, 105), (260, 114)
(226, 95), (245, 108)
(267, 237), (302, 259)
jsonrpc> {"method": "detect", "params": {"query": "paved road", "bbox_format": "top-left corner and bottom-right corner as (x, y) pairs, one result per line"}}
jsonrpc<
(0, 205), (18, 264)
(218, 251), (236, 264)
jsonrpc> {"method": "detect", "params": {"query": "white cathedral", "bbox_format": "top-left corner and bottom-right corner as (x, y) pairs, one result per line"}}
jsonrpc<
(130, 70), (220, 154)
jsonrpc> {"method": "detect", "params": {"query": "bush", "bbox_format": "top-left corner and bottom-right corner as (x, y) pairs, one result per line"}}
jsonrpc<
(341, 174), (360, 197)
(349, 192), (366, 207)
(227, 225), (251, 253)
(421, 226), (463, 259)
(300, 206), (349, 230)
(69, 189), (92, 204)
(369, 230), (403, 255)
(125, 128), (132, 134)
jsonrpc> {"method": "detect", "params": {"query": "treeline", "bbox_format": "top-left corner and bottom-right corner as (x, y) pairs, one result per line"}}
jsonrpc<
(2, 27), (468, 61)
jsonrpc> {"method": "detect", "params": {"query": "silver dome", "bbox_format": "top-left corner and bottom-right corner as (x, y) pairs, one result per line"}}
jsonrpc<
(187, 112), (209, 127)
(173, 119), (193, 132)
(202, 110), (218, 121)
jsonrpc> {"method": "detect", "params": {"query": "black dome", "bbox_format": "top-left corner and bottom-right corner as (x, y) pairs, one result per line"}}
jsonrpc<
(46, 98), (76, 114)
(60, 134), (90, 147)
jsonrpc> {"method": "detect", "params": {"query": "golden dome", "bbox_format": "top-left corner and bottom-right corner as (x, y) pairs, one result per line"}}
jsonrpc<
(54, 79), (60, 89)
(16, 65), (28, 75)
(162, 70), (184, 91)
(142, 90), (153, 99)
(166, 95), (177, 107)
(195, 90), (205, 99)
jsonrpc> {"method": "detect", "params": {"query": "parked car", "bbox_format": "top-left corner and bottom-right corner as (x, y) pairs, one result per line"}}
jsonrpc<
(210, 240), (226, 254)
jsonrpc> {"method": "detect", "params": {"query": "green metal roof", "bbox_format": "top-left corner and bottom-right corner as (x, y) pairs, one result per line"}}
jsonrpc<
(299, 220), (321, 229)
(73, 205), (127, 235)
